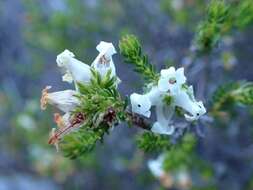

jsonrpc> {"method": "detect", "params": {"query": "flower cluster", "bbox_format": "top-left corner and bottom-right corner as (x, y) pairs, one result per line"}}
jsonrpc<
(130, 66), (206, 135)
(40, 36), (207, 157)
(40, 41), (118, 150)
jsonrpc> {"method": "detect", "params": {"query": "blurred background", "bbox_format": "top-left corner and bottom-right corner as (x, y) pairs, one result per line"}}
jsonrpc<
(0, 0), (252, 189)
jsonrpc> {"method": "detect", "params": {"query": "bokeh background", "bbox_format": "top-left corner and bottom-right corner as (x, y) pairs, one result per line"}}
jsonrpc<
(0, 0), (253, 190)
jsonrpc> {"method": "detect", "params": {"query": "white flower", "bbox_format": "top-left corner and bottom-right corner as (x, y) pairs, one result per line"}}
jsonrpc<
(130, 86), (176, 135)
(174, 86), (206, 121)
(152, 103), (175, 135)
(56, 49), (92, 86)
(130, 93), (152, 118)
(40, 86), (79, 113)
(91, 41), (117, 78)
(158, 67), (186, 94)
(148, 155), (165, 178)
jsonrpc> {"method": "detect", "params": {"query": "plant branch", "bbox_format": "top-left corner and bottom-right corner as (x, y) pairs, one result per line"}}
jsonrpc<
(126, 111), (152, 131)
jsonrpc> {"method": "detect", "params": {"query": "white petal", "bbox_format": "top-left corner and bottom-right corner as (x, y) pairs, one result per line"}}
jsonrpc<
(184, 114), (197, 121)
(198, 101), (207, 115)
(48, 90), (79, 112)
(56, 49), (92, 85)
(158, 78), (170, 92)
(67, 58), (91, 84)
(56, 49), (75, 67)
(176, 67), (184, 76)
(130, 93), (152, 118)
(175, 67), (186, 84)
(160, 67), (175, 77)
(92, 42), (117, 79)
(96, 41), (116, 57)
(151, 122), (175, 135)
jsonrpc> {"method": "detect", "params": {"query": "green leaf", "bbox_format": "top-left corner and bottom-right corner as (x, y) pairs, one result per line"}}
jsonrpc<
(194, 0), (230, 54)
(233, 0), (253, 29)
(60, 128), (102, 159)
(119, 34), (159, 83)
(59, 69), (125, 159)
(212, 81), (253, 112)
(136, 132), (172, 153)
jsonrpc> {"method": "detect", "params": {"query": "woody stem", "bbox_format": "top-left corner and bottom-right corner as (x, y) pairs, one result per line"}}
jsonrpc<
(126, 111), (152, 131)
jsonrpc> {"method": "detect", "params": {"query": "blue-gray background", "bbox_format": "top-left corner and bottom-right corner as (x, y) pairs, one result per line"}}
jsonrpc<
(0, 0), (253, 190)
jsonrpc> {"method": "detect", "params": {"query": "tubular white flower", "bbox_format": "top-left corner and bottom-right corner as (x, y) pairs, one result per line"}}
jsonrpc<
(158, 67), (186, 94)
(130, 66), (206, 135)
(174, 86), (206, 121)
(151, 104), (175, 135)
(56, 49), (92, 86)
(148, 155), (165, 178)
(130, 86), (176, 135)
(91, 41), (117, 79)
(40, 86), (79, 113)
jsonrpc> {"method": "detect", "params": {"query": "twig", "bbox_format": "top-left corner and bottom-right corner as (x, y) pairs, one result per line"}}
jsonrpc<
(126, 111), (152, 131)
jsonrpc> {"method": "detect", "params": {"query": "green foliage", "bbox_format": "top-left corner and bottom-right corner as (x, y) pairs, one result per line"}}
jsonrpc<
(76, 69), (125, 127)
(119, 35), (159, 83)
(136, 132), (172, 153)
(59, 70), (125, 159)
(60, 128), (103, 159)
(163, 134), (196, 171)
(160, 0), (205, 27)
(194, 0), (230, 54)
(194, 0), (253, 54)
(212, 81), (253, 112)
(207, 0), (229, 24)
(233, 0), (253, 29)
